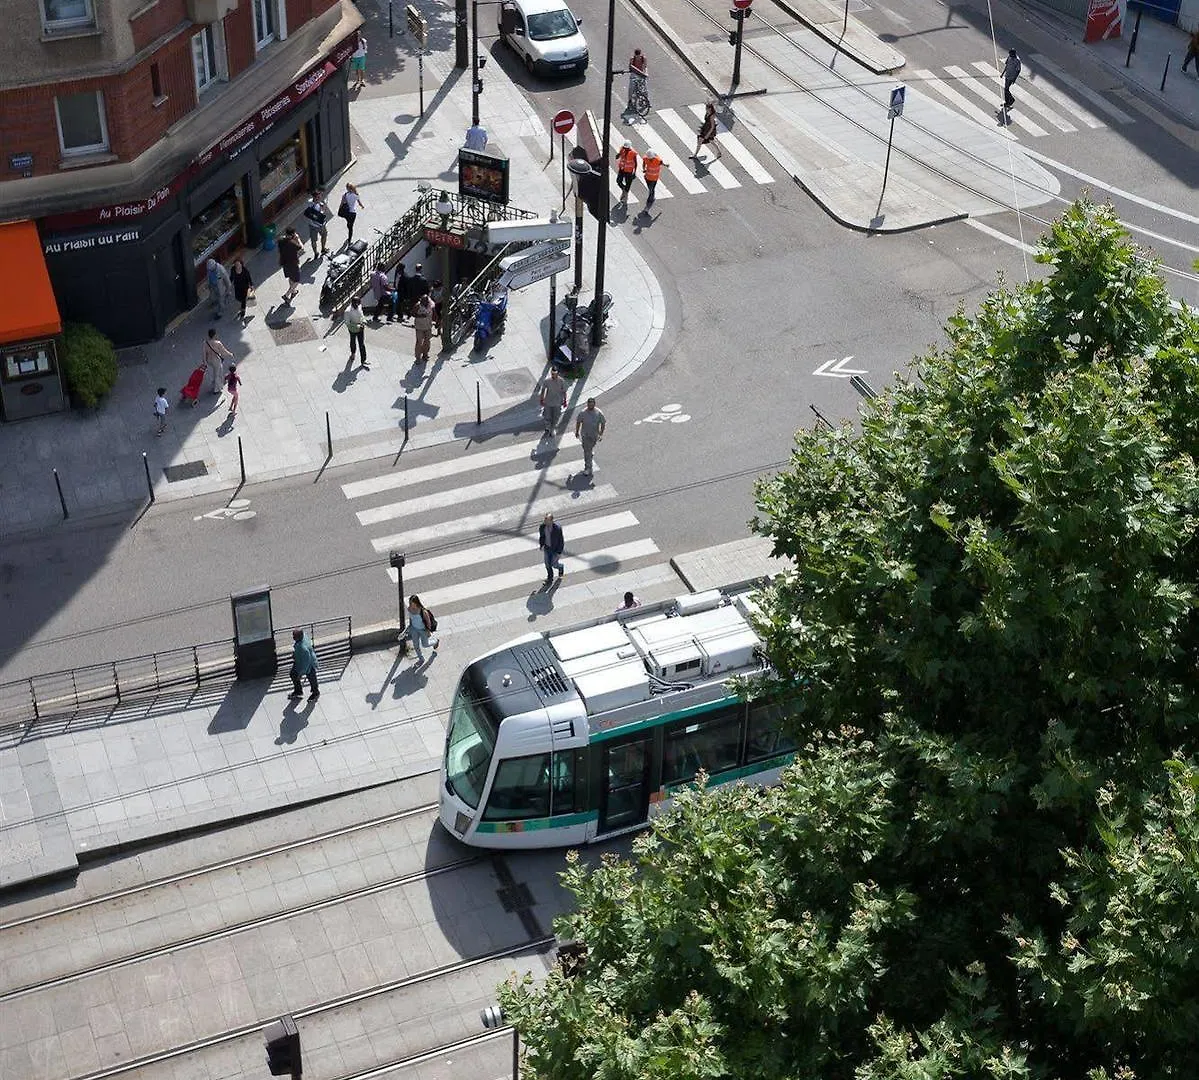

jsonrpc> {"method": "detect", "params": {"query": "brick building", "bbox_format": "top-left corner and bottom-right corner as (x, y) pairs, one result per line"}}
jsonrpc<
(0, 0), (362, 348)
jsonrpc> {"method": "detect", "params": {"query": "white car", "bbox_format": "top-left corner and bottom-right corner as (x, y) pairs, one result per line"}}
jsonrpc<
(497, 0), (588, 77)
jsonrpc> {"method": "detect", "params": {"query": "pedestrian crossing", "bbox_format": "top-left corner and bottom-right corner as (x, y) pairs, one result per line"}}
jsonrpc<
(912, 55), (1133, 140)
(607, 102), (778, 207)
(340, 435), (667, 614)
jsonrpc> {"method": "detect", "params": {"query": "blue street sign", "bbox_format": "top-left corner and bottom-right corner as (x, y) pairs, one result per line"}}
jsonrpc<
(888, 86), (906, 118)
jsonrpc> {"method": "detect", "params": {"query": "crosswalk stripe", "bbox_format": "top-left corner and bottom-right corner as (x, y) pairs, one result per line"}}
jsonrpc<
(387, 511), (641, 583)
(657, 108), (740, 189)
(913, 70), (1017, 141)
(356, 462), (579, 526)
(369, 484), (619, 553)
(945, 64), (1048, 136)
(633, 118), (707, 194)
(415, 539), (662, 607)
(1028, 54), (1132, 124)
(611, 123), (675, 200)
(968, 61), (1076, 132)
(686, 104), (774, 184)
(341, 440), (556, 499)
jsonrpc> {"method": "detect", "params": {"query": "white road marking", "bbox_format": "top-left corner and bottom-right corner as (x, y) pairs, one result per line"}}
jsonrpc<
(632, 118), (708, 193)
(1028, 54), (1133, 124)
(686, 104), (775, 184)
(914, 70), (1017, 140)
(657, 108), (740, 189)
(369, 485), (620, 552)
(968, 61), (1076, 132)
(964, 217), (1039, 255)
(341, 440), (563, 499)
(945, 64), (1048, 136)
(388, 511), (641, 582)
(607, 123), (674, 201)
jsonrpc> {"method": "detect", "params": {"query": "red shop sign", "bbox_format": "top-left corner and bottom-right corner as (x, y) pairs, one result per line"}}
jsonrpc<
(423, 228), (467, 249)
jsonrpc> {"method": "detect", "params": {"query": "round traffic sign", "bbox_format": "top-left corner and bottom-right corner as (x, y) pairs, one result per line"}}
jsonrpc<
(552, 109), (575, 135)
(732, 0), (752, 9)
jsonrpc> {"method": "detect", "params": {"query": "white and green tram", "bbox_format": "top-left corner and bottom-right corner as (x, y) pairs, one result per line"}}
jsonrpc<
(439, 584), (797, 849)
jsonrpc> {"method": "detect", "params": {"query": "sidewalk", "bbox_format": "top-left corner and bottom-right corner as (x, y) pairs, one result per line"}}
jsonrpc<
(0, 537), (781, 891)
(0, 27), (664, 537)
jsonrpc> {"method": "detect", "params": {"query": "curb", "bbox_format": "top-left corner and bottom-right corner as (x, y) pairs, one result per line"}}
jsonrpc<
(793, 171), (970, 233)
(622, 0), (722, 97)
(766, 0), (905, 75)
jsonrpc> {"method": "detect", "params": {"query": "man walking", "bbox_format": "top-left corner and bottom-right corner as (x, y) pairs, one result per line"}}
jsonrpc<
(304, 192), (330, 258)
(615, 140), (638, 206)
(1002, 48), (1022, 111)
(464, 121), (488, 149)
(538, 513), (565, 587)
(288, 628), (319, 701)
(1183, 26), (1199, 73)
(641, 148), (667, 209)
(540, 368), (568, 437)
(203, 328), (234, 395)
(413, 292), (434, 363)
(574, 396), (606, 477)
(206, 258), (233, 318)
(345, 297), (369, 369)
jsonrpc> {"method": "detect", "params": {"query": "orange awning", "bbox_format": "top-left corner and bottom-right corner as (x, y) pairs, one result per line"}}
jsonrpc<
(0, 220), (62, 343)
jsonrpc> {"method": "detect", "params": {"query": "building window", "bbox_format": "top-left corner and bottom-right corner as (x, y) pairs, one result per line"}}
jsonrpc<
(252, 0), (277, 48)
(55, 91), (109, 157)
(192, 25), (224, 93)
(43, 0), (94, 30)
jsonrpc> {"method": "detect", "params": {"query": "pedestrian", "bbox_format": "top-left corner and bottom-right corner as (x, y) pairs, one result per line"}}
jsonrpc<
(206, 257), (233, 318)
(538, 513), (565, 586)
(628, 48), (647, 93)
(406, 595), (440, 663)
(153, 387), (169, 435)
(369, 265), (394, 322)
(409, 263), (429, 306)
(203, 328), (234, 394)
(350, 32), (367, 90)
(394, 263), (411, 321)
(225, 364), (241, 416)
(230, 258), (254, 320)
(615, 591), (642, 612)
(1002, 48), (1022, 110)
(278, 225), (304, 304)
(616, 140), (638, 205)
(288, 628), (319, 701)
(338, 183), (363, 244)
(345, 297), (369, 369)
(1183, 27), (1199, 73)
(692, 102), (721, 161)
(574, 396), (606, 477)
(412, 292), (434, 362)
(464, 121), (488, 149)
(540, 368), (567, 437)
(304, 191), (330, 257)
(430, 279), (444, 334)
(641, 148), (668, 208)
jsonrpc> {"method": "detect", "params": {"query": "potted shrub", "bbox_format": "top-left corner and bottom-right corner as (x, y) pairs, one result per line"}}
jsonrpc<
(62, 322), (119, 409)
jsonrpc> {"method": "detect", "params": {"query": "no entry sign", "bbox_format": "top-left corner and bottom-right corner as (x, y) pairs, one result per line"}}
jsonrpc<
(732, 0), (752, 9)
(552, 109), (575, 135)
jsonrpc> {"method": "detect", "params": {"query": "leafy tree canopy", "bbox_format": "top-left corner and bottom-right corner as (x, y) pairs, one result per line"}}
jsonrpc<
(499, 201), (1199, 1080)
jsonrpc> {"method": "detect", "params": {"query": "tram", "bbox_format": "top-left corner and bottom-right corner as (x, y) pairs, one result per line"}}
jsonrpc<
(438, 583), (797, 849)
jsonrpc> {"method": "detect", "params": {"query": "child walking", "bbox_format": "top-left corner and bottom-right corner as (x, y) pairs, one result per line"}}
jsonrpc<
(225, 364), (241, 416)
(154, 387), (169, 435)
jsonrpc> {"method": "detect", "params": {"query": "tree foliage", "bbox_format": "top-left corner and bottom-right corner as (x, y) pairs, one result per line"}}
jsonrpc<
(500, 201), (1199, 1080)
(62, 322), (119, 408)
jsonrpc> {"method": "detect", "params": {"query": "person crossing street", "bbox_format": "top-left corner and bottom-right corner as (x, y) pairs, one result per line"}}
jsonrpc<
(615, 140), (638, 206)
(540, 368), (568, 437)
(641, 148), (668, 208)
(538, 513), (565, 587)
(1002, 48), (1022, 111)
(574, 396), (606, 477)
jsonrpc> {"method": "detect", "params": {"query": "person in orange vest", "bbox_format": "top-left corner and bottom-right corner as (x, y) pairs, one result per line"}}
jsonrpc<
(616, 140), (639, 206)
(641, 147), (668, 208)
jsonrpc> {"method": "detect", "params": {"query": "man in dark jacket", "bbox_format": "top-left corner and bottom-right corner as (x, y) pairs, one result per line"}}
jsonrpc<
(289, 628), (319, 700)
(538, 513), (565, 586)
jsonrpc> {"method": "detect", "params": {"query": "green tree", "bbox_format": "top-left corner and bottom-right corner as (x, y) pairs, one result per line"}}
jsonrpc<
(499, 200), (1199, 1080)
(62, 322), (119, 407)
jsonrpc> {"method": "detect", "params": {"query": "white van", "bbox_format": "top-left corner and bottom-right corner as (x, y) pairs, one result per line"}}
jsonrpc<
(497, 0), (589, 77)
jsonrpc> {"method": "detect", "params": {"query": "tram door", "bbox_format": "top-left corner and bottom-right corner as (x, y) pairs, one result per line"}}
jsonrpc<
(599, 735), (652, 834)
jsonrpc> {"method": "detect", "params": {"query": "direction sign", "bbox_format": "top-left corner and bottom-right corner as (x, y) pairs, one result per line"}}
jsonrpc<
(552, 109), (575, 135)
(732, 0), (752, 9)
(888, 85), (905, 118)
(406, 4), (427, 46)
(502, 254), (571, 291)
(500, 239), (570, 271)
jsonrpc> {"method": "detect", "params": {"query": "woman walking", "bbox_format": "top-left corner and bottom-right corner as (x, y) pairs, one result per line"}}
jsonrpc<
(225, 364), (241, 416)
(338, 183), (363, 244)
(278, 226), (304, 304)
(230, 258), (253, 320)
(350, 33), (367, 91)
(406, 595), (440, 663)
(692, 102), (721, 162)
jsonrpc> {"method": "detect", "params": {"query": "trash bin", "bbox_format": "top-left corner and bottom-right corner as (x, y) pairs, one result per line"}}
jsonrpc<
(262, 223), (277, 252)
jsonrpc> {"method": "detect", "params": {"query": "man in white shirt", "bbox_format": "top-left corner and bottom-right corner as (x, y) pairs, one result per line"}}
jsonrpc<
(464, 123), (488, 150)
(540, 369), (567, 436)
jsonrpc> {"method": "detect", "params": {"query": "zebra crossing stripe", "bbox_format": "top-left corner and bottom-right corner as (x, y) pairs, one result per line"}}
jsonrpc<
(967, 62), (1076, 132)
(341, 440), (553, 499)
(387, 511), (641, 583)
(632, 118), (707, 194)
(686, 104), (774, 184)
(356, 462), (579, 526)
(944, 64), (1048, 136)
(413, 539), (662, 607)
(369, 484), (620, 552)
(657, 108), (740, 189)
(1028, 54), (1132, 124)
(914, 70), (1017, 141)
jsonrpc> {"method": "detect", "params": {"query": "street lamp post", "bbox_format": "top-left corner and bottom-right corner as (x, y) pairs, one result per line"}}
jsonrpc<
(471, 0), (481, 125)
(566, 156), (592, 364)
(388, 552), (406, 636)
(591, 0), (617, 348)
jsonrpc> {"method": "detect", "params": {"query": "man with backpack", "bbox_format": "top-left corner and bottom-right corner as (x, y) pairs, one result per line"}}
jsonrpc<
(1002, 48), (1022, 111)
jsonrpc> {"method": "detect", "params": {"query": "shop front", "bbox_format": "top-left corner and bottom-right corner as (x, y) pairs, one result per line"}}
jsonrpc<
(0, 220), (66, 421)
(37, 37), (355, 348)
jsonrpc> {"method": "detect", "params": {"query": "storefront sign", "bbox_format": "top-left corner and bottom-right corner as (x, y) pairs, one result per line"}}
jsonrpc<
(9, 153), (33, 171)
(458, 149), (510, 205)
(43, 227), (142, 255)
(423, 228), (467, 249)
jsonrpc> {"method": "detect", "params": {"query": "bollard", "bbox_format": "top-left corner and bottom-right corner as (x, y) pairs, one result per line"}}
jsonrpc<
(142, 452), (155, 503)
(326, 411), (333, 458)
(1160, 53), (1170, 91)
(476, 380), (482, 426)
(1126, 8), (1142, 66)
(53, 468), (69, 519)
(403, 395), (409, 437)
(238, 436), (246, 485)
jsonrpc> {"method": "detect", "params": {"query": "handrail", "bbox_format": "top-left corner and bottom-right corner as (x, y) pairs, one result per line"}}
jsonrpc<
(0, 616), (353, 733)
(442, 240), (527, 345)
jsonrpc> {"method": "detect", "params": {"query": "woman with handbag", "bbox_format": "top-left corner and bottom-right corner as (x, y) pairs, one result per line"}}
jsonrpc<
(338, 183), (363, 244)
(230, 259), (253, 320)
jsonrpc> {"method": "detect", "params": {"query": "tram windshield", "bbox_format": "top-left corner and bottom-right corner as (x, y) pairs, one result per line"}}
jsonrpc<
(445, 685), (496, 810)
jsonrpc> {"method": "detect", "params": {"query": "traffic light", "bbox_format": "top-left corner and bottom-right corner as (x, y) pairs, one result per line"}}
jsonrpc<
(728, 29), (737, 44)
(264, 1015), (301, 1078)
(576, 162), (605, 223)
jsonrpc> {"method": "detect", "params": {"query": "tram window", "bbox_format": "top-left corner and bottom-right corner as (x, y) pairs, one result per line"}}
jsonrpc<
(663, 707), (741, 785)
(445, 688), (496, 810)
(482, 753), (551, 820)
(745, 700), (798, 764)
(551, 749), (587, 815)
